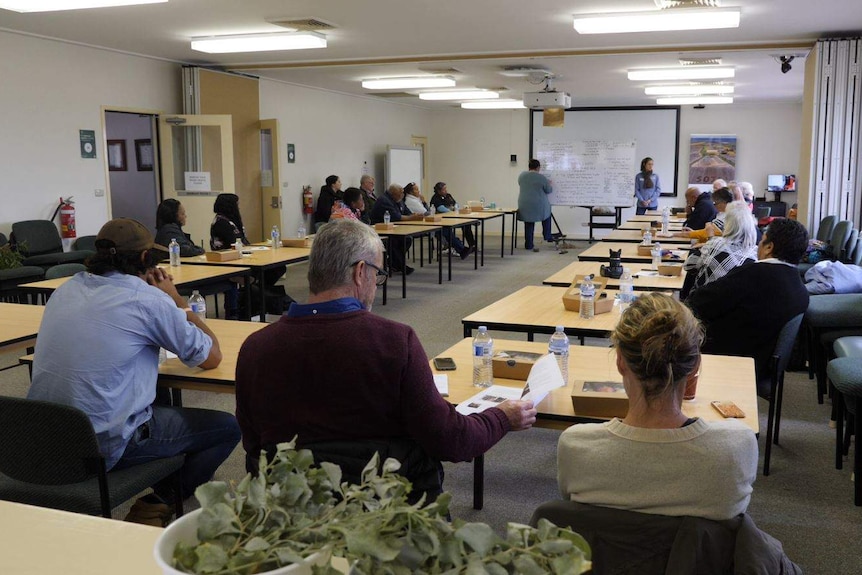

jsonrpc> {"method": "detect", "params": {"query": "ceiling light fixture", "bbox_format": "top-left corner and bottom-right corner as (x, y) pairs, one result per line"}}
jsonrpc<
(461, 100), (526, 109)
(0, 0), (166, 10)
(361, 77), (455, 90)
(573, 7), (740, 34)
(644, 84), (734, 96)
(655, 96), (733, 105)
(191, 31), (326, 54)
(628, 66), (735, 81)
(419, 90), (499, 101)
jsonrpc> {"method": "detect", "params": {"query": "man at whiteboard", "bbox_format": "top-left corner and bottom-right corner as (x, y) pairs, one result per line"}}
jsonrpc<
(518, 159), (553, 252)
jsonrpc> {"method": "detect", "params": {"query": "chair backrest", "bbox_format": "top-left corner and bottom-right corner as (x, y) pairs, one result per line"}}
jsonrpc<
(0, 396), (104, 485)
(754, 206), (771, 220)
(828, 220), (853, 261)
(848, 237), (862, 266)
(816, 215), (837, 242)
(0, 232), (7, 248)
(11, 220), (63, 256)
(772, 313), (805, 380)
(73, 235), (97, 251)
(45, 263), (86, 280)
(842, 229), (860, 263)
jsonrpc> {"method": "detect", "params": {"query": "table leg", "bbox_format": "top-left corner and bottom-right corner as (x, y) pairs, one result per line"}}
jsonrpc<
(402, 237), (408, 298)
(258, 269), (266, 321)
(473, 223), (479, 270)
(382, 238), (388, 305)
(511, 213), (517, 255)
(437, 231), (443, 284)
(463, 323), (473, 338)
(171, 388), (183, 407)
(473, 454), (484, 510)
(480, 220), (485, 267)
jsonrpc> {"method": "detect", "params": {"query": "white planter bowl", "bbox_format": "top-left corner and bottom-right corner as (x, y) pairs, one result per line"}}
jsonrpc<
(154, 508), (331, 575)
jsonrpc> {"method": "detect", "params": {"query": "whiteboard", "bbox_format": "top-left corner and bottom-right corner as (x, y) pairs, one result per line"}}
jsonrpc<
(386, 146), (422, 189)
(531, 107), (680, 207)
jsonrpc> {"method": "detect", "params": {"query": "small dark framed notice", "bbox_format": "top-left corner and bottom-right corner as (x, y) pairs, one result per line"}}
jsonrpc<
(135, 138), (154, 171)
(107, 139), (127, 171)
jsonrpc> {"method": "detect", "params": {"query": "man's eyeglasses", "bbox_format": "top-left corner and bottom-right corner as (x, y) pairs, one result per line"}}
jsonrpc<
(351, 260), (388, 286)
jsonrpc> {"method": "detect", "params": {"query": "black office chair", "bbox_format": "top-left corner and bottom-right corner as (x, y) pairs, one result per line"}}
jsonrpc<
(762, 313), (805, 476)
(0, 396), (184, 519)
(0, 233), (45, 303)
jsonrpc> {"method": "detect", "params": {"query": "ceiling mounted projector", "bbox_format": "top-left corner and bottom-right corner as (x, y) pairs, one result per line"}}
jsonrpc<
(523, 91), (571, 109)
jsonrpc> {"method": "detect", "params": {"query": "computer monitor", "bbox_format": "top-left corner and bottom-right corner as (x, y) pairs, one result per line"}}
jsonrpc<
(767, 174), (796, 192)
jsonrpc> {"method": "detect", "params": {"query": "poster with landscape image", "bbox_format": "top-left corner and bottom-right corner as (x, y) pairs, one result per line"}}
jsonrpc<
(688, 134), (737, 190)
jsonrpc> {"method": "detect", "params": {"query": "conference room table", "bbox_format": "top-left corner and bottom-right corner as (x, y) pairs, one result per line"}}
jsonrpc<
(577, 241), (690, 264)
(603, 229), (692, 244)
(408, 218), (477, 281)
(0, 302), (44, 354)
(543, 261), (687, 292)
(0, 500), (163, 575)
(377, 224), (441, 298)
(617, 220), (685, 231)
(630, 213), (687, 223)
(482, 207), (519, 255)
(182, 246), (310, 320)
(441, 210), (506, 264)
(431, 338), (759, 509)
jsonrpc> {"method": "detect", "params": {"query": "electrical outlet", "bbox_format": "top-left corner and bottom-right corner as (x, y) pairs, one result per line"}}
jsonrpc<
(282, 181), (289, 188)
(94, 188), (105, 197)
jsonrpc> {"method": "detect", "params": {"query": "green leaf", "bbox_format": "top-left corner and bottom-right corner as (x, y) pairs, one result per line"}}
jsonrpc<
(537, 540), (574, 555)
(382, 457), (402, 474)
(244, 536), (271, 552)
(344, 524), (401, 562)
(439, 537), (464, 568)
(360, 452), (381, 483)
(319, 461), (342, 488)
(197, 503), (240, 540)
(512, 555), (546, 575)
(485, 562), (509, 575)
(193, 543), (229, 574)
(171, 541), (198, 571)
(195, 481), (230, 509)
(554, 529), (592, 561)
(455, 523), (498, 556)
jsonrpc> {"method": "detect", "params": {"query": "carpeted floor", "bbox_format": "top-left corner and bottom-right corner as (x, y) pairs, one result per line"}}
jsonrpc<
(1, 235), (859, 573)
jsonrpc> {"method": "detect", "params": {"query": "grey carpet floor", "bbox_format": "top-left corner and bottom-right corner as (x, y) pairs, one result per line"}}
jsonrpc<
(1, 236), (859, 574)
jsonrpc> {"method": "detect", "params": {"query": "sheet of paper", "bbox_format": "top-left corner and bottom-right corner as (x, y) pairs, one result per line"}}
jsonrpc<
(433, 374), (449, 397)
(456, 385), (522, 415)
(521, 353), (565, 405)
(634, 270), (659, 277)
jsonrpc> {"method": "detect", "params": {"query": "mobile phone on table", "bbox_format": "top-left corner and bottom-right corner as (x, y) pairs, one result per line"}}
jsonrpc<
(433, 357), (457, 371)
(711, 401), (745, 418)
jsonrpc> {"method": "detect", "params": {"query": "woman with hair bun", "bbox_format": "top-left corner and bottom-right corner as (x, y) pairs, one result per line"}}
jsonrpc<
(557, 293), (757, 521)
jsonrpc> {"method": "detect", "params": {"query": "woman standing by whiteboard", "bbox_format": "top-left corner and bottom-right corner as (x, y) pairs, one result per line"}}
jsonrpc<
(634, 157), (661, 215)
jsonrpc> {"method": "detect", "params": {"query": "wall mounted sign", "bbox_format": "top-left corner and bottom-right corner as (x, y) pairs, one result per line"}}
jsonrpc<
(80, 130), (96, 159)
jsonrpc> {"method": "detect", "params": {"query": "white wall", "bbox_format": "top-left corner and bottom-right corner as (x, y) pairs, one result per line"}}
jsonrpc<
(259, 80), (432, 235)
(0, 31), (180, 239)
(430, 103), (803, 242)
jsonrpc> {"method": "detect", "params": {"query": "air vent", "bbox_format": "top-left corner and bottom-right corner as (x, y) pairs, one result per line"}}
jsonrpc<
(655, 0), (721, 8)
(418, 66), (462, 75)
(267, 17), (337, 31)
(499, 66), (552, 77)
(679, 57), (723, 66)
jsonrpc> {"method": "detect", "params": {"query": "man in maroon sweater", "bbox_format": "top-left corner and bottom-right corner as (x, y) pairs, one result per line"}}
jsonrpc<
(235, 219), (536, 498)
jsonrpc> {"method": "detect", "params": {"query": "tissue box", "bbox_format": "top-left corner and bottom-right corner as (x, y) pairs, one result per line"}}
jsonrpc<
(205, 250), (241, 262)
(492, 350), (544, 380)
(657, 263), (683, 276)
(636, 244), (654, 256)
(561, 276), (614, 314)
(424, 214), (443, 222)
(571, 380), (629, 418)
(282, 237), (312, 248)
(374, 222), (395, 231)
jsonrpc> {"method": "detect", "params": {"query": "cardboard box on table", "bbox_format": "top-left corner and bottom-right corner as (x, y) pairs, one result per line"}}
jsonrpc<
(492, 350), (544, 380)
(374, 223), (395, 231)
(205, 250), (241, 262)
(282, 237), (312, 248)
(561, 275), (614, 314)
(657, 263), (683, 277)
(571, 380), (629, 418)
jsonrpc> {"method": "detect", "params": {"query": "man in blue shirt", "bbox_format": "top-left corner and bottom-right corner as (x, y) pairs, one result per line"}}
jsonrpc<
(28, 218), (240, 526)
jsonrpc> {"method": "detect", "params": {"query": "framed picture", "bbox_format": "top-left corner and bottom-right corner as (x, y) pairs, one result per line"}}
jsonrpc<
(107, 139), (127, 171)
(135, 138), (154, 171)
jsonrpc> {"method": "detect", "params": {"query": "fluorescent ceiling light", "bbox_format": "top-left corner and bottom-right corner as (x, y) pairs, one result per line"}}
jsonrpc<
(628, 66), (735, 81)
(0, 0), (166, 10)
(419, 91), (500, 101)
(191, 31), (326, 54)
(656, 96), (733, 105)
(573, 7), (740, 34)
(645, 84), (734, 96)
(461, 100), (526, 109)
(362, 77), (455, 90)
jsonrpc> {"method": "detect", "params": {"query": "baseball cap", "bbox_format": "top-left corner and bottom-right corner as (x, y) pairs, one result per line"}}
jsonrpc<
(96, 218), (167, 253)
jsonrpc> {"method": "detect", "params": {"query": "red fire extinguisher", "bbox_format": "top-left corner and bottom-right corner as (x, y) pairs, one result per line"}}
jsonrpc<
(52, 196), (77, 239)
(302, 186), (314, 215)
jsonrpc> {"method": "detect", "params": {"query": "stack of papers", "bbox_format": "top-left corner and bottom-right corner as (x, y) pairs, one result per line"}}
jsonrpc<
(456, 353), (565, 415)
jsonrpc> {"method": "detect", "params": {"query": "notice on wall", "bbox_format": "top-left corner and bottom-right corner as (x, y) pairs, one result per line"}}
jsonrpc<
(80, 130), (97, 159)
(537, 139), (636, 207)
(184, 172), (211, 193)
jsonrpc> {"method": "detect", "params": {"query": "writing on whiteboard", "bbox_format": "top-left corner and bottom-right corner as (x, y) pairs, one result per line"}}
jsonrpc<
(536, 139), (637, 207)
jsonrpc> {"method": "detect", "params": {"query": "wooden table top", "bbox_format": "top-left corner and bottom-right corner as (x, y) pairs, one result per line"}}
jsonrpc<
(0, 303), (45, 350)
(630, 213), (686, 222)
(376, 224), (441, 236)
(431, 338), (759, 433)
(617, 220), (684, 230)
(543, 261), (686, 291)
(441, 211), (503, 221)
(0, 500), (163, 575)
(19, 264), (251, 293)
(603, 229), (691, 244)
(181, 246), (309, 268)
(462, 285), (623, 338)
(578, 242), (689, 264)
(408, 219), (473, 229)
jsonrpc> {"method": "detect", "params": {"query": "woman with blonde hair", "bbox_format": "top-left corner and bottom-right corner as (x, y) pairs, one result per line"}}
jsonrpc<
(557, 293), (757, 521)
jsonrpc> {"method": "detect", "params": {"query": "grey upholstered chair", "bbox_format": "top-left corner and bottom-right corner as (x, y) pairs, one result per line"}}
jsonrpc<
(11, 220), (94, 269)
(827, 337), (862, 506)
(0, 232), (45, 303)
(44, 263), (86, 280)
(0, 396), (184, 519)
(763, 313), (805, 476)
(72, 235), (98, 251)
(815, 215), (837, 242)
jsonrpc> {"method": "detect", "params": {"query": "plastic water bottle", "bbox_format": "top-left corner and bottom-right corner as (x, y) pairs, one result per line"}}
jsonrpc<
(579, 276), (595, 320)
(619, 267), (634, 311)
(643, 230), (652, 244)
(271, 225), (280, 249)
(455, 203), (461, 211)
(651, 242), (662, 270)
(661, 206), (670, 235)
(472, 326), (494, 388)
(169, 238), (181, 266)
(234, 237), (243, 251)
(480, 196), (486, 207)
(548, 326), (570, 384)
(383, 211), (391, 225)
(430, 204), (436, 215)
(188, 290), (206, 321)
(297, 223), (306, 239)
